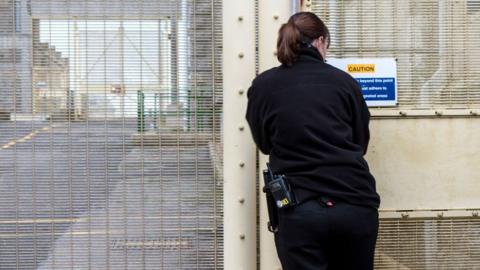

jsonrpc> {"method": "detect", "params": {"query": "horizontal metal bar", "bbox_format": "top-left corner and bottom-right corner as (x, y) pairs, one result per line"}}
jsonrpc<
(31, 16), (172, 20)
(370, 108), (480, 118)
(380, 209), (480, 219)
(0, 228), (216, 239)
(0, 215), (222, 225)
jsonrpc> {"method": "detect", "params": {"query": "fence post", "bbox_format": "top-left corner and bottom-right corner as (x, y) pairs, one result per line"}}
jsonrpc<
(223, 0), (257, 269)
(137, 90), (145, 133)
(258, 1), (293, 269)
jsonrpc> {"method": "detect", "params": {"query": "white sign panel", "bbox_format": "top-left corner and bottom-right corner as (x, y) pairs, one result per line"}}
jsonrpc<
(326, 58), (398, 107)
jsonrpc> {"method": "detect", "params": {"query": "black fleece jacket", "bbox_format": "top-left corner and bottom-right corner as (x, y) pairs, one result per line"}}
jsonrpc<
(246, 46), (380, 208)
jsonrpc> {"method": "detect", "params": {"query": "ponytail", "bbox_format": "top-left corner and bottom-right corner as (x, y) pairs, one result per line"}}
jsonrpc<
(276, 12), (330, 66)
(277, 20), (302, 66)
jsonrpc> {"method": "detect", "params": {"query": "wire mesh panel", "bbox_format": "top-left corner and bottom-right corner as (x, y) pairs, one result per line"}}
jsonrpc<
(376, 215), (480, 269)
(0, 0), (223, 269)
(312, 0), (480, 109)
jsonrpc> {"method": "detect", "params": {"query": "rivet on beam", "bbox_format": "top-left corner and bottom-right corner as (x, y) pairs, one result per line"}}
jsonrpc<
(238, 52), (244, 59)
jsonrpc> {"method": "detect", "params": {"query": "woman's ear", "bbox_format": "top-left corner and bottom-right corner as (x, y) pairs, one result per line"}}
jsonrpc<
(312, 37), (322, 49)
(312, 37), (327, 59)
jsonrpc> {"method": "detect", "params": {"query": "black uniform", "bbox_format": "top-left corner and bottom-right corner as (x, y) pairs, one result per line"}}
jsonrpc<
(246, 46), (380, 270)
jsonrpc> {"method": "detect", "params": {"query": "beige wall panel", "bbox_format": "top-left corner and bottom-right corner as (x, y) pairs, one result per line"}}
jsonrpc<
(367, 118), (480, 211)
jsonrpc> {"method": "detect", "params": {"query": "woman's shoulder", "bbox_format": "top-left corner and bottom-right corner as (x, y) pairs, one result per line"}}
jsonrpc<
(324, 63), (357, 83)
(252, 66), (281, 86)
(322, 63), (361, 93)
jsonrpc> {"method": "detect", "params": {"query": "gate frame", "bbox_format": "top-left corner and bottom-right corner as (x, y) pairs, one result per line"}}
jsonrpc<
(222, 1), (257, 269)
(223, 1), (298, 268)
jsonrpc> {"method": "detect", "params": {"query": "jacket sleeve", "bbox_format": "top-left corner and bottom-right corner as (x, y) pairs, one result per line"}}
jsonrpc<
(245, 83), (273, 155)
(350, 81), (371, 155)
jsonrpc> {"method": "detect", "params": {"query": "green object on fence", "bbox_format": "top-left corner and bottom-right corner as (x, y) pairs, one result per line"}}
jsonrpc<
(137, 90), (145, 133)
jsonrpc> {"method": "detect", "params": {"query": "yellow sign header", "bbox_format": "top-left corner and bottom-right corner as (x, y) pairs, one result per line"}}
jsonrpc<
(347, 64), (375, 73)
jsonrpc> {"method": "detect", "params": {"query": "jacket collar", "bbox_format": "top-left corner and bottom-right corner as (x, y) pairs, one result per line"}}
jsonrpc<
(297, 45), (325, 63)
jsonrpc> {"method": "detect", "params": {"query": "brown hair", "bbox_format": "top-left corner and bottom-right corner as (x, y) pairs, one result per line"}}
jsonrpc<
(277, 12), (330, 66)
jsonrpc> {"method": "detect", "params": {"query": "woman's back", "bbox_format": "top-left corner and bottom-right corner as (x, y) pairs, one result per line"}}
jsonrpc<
(246, 46), (380, 208)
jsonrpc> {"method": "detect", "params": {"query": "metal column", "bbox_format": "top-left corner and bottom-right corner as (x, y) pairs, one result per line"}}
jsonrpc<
(222, 0), (257, 269)
(257, 1), (294, 269)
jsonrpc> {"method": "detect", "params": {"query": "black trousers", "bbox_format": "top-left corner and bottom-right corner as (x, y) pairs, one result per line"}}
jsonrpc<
(274, 199), (379, 270)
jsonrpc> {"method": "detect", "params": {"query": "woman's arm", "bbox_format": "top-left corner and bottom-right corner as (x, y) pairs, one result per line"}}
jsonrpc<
(245, 84), (273, 155)
(350, 81), (371, 155)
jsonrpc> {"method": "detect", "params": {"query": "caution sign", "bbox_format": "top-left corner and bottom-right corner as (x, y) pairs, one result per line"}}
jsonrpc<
(327, 58), (398, 107)
(347, 64), (375, 73)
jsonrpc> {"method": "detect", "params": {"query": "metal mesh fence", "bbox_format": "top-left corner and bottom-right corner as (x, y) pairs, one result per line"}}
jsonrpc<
(312, 0), (480, 110)
(0, 0), (223, 269)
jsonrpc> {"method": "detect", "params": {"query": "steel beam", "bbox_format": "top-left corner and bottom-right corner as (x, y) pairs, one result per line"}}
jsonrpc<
(258, 1), (293, 269)
(223, 0), (257, 269)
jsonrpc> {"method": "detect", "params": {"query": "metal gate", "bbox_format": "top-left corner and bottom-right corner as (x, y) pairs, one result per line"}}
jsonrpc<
(310, 0), (480, 269)
(0, 0), (223, 269)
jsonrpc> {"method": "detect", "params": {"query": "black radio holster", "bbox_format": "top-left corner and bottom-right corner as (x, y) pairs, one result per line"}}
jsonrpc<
(262, 163), (297, 233)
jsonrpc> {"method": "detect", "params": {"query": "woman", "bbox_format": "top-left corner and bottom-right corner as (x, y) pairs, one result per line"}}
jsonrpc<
(246, 12), (380, 270)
